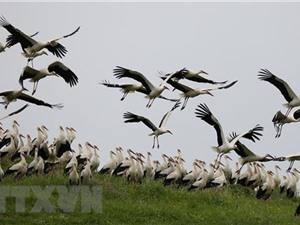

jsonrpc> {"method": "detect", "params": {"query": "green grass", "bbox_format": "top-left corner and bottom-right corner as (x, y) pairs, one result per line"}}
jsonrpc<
(0, 167), (299, 225)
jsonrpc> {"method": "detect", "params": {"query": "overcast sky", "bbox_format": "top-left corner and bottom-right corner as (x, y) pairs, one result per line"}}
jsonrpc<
(1, 2), (300, 174)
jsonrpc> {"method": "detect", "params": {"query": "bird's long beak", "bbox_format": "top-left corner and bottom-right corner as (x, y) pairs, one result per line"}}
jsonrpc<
(207, 91), (214, 97)
(268, 154), (275, 159)
(22, 86), (29, 92)
(43, 125), (49, 131)
(168, 130), (173, 135)
(199, 70), (208, 75)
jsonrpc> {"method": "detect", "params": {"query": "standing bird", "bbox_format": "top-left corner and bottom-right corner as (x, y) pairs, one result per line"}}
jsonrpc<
(113, 66), (182, 107)
(123, 100), (180, 148)
(272, 109), (300, 138)
(258, 69), (300, 116)
(19, 61), (79, 95)
(0, 16), (80, 58)
(69, 163), (79, 185)
(161, 77), (237, 110)
(4, 152), (28, 179)
(0, 87), (63, 109)
(195, 103), (263, 161)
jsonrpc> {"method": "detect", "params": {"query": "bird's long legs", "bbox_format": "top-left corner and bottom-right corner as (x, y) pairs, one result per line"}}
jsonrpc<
(121, 92), (129, 101)
(181, 97), (189, 110)
(147, 98), (155, 108)
(287, 161), (294, 171)
(285, 107), (292, 116)
(275, 124), (283, 138)
(32, 82), (39, 95)
(152, 136), (159, 148)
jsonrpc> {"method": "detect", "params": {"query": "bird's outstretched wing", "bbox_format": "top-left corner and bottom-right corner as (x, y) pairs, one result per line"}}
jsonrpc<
(46, 26), (80, 58)
(195, 103), (225, 146)
(159, 100), (181, 128)
(48, 61), (78, 87)
(17, 93), (63, 109)
(123, 112), (157, 131)
(228, 132), (254, 157)
(19, 66), (39, 87)
(0, 104), (29, 120)
(0, 16), (37, 50)
(258, 68), (297, 103)
(206, 80), (238, 91)
(113, 66), (154, 93)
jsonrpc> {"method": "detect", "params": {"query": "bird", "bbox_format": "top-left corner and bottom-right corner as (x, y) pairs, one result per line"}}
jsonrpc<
(113, 66), (183, 107)
(258, 68), (300, 116)
(163, 68), (228, 85)
(19, 61), (79, 95)
(80, 160), (92, 185)
(286, 168), (300, 198)
(0, 87), (63, 109)
(273, 153), (300, 171)
(69, 163), (79, 185)
(0, 16), (80, 58)
(22, 50), (48, 67)
(256, 170), (275, 200)
(99, 80), (178, 102)
(161, 76), (237, 110)
(272, 109), (300, 138)
(0, 30), (39, 54)
(4, 152), (28, 179)
(294, 204), (300, 216)
(195, 103), (263, 161)
(227, 134), (274, 174)
(99, 150), (117, 174)
(123, 100), (180, 148)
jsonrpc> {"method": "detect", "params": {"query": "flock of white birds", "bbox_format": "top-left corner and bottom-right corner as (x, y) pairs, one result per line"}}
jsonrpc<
(1, 15), (300, 205)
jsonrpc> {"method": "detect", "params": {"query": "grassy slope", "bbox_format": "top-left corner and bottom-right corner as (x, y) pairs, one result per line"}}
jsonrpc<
(0, 167), (299, 225)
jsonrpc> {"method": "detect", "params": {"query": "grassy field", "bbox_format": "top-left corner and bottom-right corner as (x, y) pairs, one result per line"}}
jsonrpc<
(0, 166), (299, 225)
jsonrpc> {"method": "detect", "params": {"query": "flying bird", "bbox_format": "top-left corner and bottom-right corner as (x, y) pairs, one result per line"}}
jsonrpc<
(123, 100), (180, 148)
(99, 80), (178, 102)
(228, 133), (274, 174)
(19, 61), (79, 95)
(195, 103), (263, 161)
(163, 68), (228, 85)
(272, 109), (300, 138)
(114, 66), (183, 107)
(0, 16), (80, 58)
(258, 68), (300, 116)
(161, 76), (237, 110)
(273, 153), (300, 171)
(0, 87), (63, 109)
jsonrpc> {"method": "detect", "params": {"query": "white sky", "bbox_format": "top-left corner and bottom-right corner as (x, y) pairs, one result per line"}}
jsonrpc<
(1, 2), (300, 175)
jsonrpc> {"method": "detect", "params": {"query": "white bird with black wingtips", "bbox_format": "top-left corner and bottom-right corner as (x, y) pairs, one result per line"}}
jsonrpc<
(0, 87), (63, 109)
(258, 68), (300, 116)
(114, 66), (183, 108)
(0, 16), (80, 59)
(123, 100), (181, 148)
(195, 103), (263, 161)
(19, 61), (79, 95)
(161, 75), (237, 110)
(272, 108), (300, 138)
